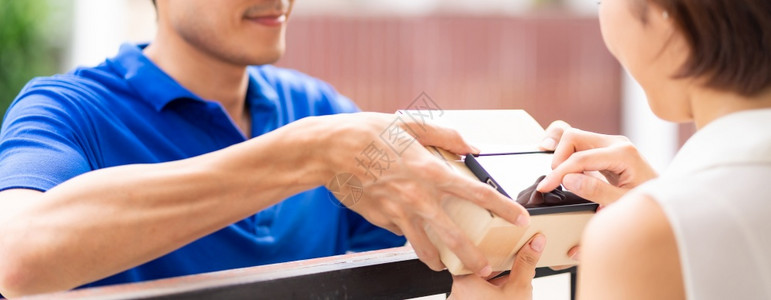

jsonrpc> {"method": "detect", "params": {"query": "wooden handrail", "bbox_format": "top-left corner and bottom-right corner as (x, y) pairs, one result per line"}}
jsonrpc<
(28, 246), (576, 300)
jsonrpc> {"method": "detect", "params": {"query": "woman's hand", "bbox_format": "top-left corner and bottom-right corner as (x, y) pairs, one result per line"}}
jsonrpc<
(449, 234), (546, 300)
(537, 121), (656, 270)
(321, 112), (530, 277)
(537, 121), (658, 206)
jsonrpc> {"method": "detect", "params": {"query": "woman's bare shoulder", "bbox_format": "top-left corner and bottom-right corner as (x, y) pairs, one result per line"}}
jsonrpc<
(578, 193), (686, 300)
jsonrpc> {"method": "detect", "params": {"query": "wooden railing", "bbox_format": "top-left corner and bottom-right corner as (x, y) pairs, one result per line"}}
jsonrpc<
(30, 247), (576, 300)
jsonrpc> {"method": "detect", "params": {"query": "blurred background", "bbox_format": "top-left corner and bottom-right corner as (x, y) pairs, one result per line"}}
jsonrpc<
(0, 0), (684, 178)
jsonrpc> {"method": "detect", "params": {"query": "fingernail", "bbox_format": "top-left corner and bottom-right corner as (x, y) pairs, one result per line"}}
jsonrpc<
(562, 174), (580, 191)
(536, 176), (548, 191)
(530, 235), (546, 253)
(471, 145), (481, 154)
(570, 251), (580, 261)
(540, 138), (557, 150)
(515, 214), (530, 227)
(478, 265), (492, 277)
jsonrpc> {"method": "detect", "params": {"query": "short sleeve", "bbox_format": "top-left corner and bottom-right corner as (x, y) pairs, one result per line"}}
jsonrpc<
(320, 85), (359, 115)
(252, 65), (402, 250)
(301, 74), (358, 115)
(345, 209), (406, 252)
(309, 77), (404, 249)
(0, 81), (93, 192)
(297, 72), (404, 249)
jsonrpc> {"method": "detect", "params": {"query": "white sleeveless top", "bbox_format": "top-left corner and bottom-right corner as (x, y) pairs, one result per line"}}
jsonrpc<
(634, 109), (771, 300)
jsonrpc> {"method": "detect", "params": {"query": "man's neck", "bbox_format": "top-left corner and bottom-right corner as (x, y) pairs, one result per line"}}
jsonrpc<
(143, 32), (251, 137)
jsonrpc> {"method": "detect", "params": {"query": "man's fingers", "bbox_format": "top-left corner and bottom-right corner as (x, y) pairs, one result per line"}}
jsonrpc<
(508, 234), (546, 285)
(487, 274), (510, 286)
(400, 220), (445, 271)
(452, 235), (544, 299)
(540, 120), (572, 150)
(409, 122), (479, 155)
(445, 175), (530, 227)
(366, 215), (404, 236)
(561, 173), (627, 206)
(549, 245), (579, 271)
(451, 234), (544, 299)
(549, 264), (575, 271)
(426, 212), (491, 277)
(450, 274), (495, 300)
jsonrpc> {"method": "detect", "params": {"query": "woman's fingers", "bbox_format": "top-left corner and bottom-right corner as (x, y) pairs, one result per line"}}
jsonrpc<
(561, 173), (629, 206)
(551, 128), (630, 170)
(537, 145), (633, 193)
(540, 120), (572, 151)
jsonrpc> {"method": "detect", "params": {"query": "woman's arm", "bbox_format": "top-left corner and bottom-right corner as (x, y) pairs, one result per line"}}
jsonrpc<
(578, 193), (685, 300)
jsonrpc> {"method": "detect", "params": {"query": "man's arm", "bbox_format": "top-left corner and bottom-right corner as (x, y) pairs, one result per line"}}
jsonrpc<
(0, 116), (337, 296)
(0, 113), (529, 297)
(577, 193), (685, 300)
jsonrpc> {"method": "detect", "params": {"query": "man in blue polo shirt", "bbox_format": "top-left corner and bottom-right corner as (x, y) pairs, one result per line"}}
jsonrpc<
(0, 0), (528, 297)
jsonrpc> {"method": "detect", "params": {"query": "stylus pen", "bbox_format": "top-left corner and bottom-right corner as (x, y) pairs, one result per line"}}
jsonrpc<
(473, 150), (555, 157)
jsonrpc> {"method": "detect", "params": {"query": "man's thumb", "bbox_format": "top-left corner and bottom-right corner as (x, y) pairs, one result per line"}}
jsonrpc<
(509, 234), (546, 285)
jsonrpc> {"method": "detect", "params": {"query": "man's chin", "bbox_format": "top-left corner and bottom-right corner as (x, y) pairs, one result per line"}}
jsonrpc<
(244, 47), (284, 66)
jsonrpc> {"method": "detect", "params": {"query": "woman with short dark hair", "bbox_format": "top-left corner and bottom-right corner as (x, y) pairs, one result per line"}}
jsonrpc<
(451, 0), (771, 299)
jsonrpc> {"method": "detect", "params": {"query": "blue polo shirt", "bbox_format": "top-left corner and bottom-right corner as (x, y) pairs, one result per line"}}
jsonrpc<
(0, 43), (404, 288)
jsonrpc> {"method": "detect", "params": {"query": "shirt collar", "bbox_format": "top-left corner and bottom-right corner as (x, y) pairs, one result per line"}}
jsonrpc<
(106, 43), (279, 112)
(664, 108), (771, 177)
(106, 43), (199, 111)
(245, 66), (280, 111)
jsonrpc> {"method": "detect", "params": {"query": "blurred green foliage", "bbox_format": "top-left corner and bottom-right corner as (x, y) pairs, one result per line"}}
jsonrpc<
(0, 0), (58, 125)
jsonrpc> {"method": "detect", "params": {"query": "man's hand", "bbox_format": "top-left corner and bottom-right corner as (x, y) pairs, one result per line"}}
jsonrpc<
(321, 112), (530, 277)
(449, 234), (546, 300)
(536, 120), (658, 206)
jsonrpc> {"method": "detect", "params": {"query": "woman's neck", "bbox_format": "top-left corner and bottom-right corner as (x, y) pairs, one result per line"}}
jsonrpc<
(689, 86), (771, 129)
